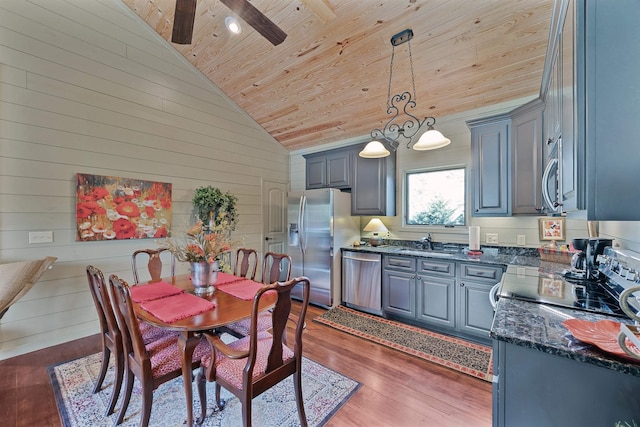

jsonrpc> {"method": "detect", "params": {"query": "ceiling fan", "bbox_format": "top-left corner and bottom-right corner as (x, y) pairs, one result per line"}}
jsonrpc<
(171, 0), (287, 46)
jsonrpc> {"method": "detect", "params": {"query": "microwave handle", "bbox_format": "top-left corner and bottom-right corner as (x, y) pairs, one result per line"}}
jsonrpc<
(542, 157), (559, 209)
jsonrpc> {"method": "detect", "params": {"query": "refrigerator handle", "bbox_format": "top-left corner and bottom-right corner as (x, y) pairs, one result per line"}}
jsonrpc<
(298, 195), (306, 254)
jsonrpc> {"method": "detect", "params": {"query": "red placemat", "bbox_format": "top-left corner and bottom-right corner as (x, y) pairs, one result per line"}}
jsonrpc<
(129, 281), (183, 303)
(216, 279), (274, 301)
(214, 272), (246, 286)
(140, 293), (215, 323)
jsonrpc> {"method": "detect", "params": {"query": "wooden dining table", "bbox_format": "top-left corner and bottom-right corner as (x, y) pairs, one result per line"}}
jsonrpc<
(133, 274), (276, 427)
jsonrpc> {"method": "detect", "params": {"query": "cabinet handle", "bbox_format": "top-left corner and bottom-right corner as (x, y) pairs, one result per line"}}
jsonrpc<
(460, 282), (465, 287)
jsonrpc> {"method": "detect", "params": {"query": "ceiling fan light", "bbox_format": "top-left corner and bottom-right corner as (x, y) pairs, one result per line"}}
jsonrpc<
(413, 129), (451, 151)
(225, 16), (242, 34)
(359, 140), (390, 158)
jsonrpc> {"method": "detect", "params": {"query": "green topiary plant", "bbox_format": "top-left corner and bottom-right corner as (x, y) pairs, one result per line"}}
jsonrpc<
(192, 186), (239, 231)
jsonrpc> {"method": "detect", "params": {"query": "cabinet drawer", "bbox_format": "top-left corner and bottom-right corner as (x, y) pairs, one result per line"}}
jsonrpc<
(383, 255), (416, 272)
(417, 259), (455, 277)
(460, 263), (504, 282)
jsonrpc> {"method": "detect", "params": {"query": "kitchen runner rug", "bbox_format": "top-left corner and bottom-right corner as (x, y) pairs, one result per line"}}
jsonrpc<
(314, 305), (493, 382)
(48, 350), (360, 426)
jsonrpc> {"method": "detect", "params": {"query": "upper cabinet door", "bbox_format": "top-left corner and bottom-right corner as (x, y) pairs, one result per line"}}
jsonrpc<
(304, 148), (352, 190)
(511, 99), (544, 215)
(351, 149), (396, 216)
(468, 115), (511, 216)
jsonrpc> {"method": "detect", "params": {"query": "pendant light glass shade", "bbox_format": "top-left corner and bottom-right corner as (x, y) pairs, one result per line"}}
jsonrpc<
(412, 129), (451, 151)
(359, 140), (391, 158)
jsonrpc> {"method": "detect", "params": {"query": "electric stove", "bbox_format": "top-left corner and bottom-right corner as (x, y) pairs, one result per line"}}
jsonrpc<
(498, 247), (640, 319)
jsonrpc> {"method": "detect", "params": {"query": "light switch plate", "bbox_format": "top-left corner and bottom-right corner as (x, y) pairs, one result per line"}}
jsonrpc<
(486, 233), (499, 244)
(29, 231), (53, 244)
(517, 235), (526, 245)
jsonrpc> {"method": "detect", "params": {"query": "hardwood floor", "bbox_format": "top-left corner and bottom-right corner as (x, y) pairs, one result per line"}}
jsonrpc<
(0, 303), (492, 426)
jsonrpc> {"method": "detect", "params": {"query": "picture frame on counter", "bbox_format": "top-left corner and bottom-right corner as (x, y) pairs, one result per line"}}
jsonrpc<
(539, 217), (565, 241)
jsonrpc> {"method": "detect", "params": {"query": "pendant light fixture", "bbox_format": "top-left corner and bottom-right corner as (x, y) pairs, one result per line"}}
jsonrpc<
(359, 29), (451, 159)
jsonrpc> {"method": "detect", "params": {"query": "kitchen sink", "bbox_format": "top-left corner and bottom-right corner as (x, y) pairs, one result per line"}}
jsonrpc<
(394, 248), (455, 258)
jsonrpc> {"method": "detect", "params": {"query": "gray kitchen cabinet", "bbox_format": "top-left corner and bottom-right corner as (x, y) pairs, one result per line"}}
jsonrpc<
(458, 263), (503, 339)
(416, 258), (456, 328)
(468, 114), (511, 216)
(304, 148), (352, 190)
(510, 99), (544, 215)
(382, 254), (502, 342)
(351, 144), (396, 216)
(542, 0), (640, 219)
(493, 340), (640, 427)
(382, 256), (416, 318)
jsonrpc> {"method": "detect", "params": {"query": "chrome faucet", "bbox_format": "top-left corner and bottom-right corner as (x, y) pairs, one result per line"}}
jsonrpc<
(420, 233), (433, 250)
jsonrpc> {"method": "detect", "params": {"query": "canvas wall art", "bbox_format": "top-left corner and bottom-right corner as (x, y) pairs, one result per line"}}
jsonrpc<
(75, 173), (172, 241)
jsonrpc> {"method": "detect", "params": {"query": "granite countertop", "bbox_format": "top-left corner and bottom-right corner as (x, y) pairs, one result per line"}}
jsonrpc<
(491, 298), (640, 377)
(341, 244), (552, 269)
(343, 243), (640, 376)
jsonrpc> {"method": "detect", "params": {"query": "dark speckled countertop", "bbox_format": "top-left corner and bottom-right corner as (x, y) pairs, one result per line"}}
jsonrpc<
(342, 243), (640, 377)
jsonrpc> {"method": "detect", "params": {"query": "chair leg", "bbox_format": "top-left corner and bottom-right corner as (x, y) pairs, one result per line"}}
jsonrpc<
(140, 385), (154, 427)
(105, 347), (124, 416)
(241, 390), (252, 427)
(215, 383), (224, 409)
(115, 369), (134, 426)
(195, 367), (207, 424)
(94, 345), (110, 393)
(294, 369), (308, 427)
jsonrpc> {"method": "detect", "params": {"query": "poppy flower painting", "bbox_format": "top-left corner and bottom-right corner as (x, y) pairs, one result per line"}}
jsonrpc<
(75, 173), (172, 241)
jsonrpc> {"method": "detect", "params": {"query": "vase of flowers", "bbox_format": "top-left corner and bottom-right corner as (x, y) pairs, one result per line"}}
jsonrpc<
(163, 219), (234, 294)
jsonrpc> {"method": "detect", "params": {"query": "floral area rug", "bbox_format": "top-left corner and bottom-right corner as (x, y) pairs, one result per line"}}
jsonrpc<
(314, 305), (493, 382)
(48, 347), (359, 426)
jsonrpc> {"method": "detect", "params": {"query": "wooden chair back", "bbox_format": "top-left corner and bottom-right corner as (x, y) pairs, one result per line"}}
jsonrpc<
(261, 252), (292, 284)
(108, 275), (148, 369)
(200, 276), (311, 426)
(234, 248), (258, 280)
(131, 248), (175, 283)
(86, 265), (123, 415)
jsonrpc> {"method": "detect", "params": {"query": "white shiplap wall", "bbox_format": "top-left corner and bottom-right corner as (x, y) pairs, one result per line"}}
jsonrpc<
(0, 0), (288, 360)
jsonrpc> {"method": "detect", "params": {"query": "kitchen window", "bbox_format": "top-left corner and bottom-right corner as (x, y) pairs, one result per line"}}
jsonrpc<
(405, 167), (466, 226)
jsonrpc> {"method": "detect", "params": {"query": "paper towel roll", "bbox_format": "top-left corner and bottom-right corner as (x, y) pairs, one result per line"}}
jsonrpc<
(469, 226), (480, 251)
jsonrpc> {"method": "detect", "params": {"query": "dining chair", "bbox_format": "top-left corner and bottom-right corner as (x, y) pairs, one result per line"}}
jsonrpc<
(225, 252), (292, 337)
(131, 248), (175, 284)
(108, 274), (209, 427)
(233, 248), (258, 280)
(86, 266), (175, 417)
(196, 276), (311, 427)
(86, 265), (124, 417)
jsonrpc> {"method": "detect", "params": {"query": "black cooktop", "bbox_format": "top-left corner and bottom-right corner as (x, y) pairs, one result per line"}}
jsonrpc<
(498, 265), (626, 317)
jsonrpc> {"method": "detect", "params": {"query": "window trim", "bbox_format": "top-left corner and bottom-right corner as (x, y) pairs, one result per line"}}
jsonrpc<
(402, 165), (468, 230)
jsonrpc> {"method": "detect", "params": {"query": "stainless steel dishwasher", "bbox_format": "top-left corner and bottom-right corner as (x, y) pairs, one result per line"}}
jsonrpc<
(342, 251), (382, 315)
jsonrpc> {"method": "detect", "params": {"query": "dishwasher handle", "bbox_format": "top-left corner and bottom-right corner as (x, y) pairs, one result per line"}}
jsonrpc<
(343, 255), (381, 262)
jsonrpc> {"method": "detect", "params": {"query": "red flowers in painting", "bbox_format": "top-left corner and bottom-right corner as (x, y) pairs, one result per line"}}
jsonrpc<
(116, 201), (140, 218)
(75, 174), (172, 241)
(112, 218), (136, 239)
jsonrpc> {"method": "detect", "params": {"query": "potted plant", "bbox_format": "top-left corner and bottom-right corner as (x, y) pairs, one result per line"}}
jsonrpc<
(192, 186), (239, 231)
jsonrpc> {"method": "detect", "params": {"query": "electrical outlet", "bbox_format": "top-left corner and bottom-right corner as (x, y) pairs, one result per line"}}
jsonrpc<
(29, 231), (53, 244)
(486, 233), (499, 244)
(517, 235), (526, 245)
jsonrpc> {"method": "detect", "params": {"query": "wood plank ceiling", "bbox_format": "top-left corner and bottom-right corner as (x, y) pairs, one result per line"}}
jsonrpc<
(121, 0), (553, 151)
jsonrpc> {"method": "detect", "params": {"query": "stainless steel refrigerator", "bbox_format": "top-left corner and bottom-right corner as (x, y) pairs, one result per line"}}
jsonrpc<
(288, 188), (360, 308)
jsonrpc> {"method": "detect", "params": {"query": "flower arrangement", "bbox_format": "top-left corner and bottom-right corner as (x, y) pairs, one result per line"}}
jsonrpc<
(163, 217), (235, 264)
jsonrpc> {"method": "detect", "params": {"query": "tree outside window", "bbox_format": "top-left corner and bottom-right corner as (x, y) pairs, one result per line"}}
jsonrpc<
(406, 168), (465, 226)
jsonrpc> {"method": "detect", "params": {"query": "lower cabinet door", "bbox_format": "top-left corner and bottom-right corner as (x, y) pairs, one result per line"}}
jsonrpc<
(417, 275), (455, 328)
(458, 280), (494, 338)
(382, 270), (416, 318)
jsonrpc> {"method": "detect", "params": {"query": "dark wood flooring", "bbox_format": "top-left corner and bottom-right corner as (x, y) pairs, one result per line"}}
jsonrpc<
(0, 303), (492, 426)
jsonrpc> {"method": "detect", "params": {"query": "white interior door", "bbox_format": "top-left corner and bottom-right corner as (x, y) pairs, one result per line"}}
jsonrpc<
(262, 181), (288, 259)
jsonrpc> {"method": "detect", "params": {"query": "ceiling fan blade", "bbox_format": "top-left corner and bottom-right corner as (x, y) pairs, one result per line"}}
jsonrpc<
(219, 0), (287, 46)
(171, 0), (197, 45)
